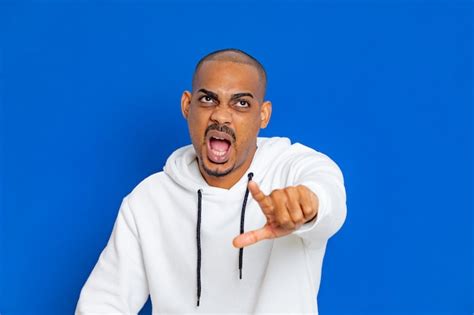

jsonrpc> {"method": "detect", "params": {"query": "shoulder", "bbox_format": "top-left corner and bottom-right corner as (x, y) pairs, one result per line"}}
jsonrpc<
(279, 140), (337, 165)
(258, 136), (328, 159)
(279, 141), (344, 179)
(124, 171), (169, 208)
(134, 171), (168, 190)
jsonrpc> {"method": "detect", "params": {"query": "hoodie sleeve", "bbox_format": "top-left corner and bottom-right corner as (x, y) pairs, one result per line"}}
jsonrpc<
(75, 196), (150, 315)
(288, 144), (347, 249)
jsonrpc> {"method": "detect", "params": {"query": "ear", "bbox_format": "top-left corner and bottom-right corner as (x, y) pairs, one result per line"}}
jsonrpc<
(181, 90), (192, 119)
(259, 100), (272, 129)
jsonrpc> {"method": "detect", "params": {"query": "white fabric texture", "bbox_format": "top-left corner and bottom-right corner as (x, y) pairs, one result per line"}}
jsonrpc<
(75, 137), (347, 314)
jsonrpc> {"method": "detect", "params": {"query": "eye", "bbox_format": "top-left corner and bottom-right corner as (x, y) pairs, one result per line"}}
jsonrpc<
(199, 95), (214, 103)
(235, 100), (250, 108)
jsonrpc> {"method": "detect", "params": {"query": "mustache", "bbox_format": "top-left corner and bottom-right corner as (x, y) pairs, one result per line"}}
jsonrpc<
(205, 124), (236, 143)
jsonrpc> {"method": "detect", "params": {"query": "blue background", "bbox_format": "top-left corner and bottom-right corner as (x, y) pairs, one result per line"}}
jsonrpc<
(0, 0), (472, 314)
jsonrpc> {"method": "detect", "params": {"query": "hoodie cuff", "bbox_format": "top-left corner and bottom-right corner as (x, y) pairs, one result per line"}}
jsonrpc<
(291, 182), (327, 237)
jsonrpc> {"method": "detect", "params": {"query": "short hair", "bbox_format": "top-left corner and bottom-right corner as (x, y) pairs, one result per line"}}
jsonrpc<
(192, 48), (267, 95)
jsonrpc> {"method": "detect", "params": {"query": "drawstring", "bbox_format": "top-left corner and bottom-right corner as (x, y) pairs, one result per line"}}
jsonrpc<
(196, 189), (203, 307)
(239, 172), (254, 279)
(195, 172), (254, 307)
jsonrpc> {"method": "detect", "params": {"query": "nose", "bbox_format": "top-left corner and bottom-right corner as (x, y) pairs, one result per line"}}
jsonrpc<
(210, 105), (232, 125)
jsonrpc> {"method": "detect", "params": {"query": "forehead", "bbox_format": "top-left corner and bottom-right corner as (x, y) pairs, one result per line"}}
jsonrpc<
(193, 60), (264, 99)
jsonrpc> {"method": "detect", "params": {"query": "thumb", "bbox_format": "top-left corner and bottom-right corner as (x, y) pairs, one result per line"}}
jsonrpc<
(232, 226), (274, 248)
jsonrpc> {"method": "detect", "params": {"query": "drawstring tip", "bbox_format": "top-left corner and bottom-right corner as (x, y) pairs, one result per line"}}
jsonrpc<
(239, 268), (242, 279)
(197, 298), (200, 307)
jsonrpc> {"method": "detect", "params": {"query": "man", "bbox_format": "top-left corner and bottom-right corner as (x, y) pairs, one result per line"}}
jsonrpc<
(75, 48), (347, 314)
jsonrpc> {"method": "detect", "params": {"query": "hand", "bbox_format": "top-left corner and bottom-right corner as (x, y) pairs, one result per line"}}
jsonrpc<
(232, 181), (319, 248)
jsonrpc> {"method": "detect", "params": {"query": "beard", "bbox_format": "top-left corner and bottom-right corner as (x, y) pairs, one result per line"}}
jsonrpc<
(199, 156), (235, 177)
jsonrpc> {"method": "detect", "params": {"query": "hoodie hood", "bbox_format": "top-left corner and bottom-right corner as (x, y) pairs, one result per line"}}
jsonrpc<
(163, 137), (292, 195)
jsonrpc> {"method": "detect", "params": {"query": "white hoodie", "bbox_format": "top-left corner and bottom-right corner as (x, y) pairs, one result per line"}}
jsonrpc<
(75, 137), (347, 314)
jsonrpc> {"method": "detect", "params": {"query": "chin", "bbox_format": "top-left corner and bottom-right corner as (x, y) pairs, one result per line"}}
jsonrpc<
(201, 153), (235, 178)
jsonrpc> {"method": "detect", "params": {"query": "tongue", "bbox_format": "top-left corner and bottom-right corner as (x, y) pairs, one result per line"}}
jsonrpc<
(210, 138), (230, 152)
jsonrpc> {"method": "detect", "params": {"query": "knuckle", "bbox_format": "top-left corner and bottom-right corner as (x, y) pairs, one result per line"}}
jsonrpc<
(285, 186), (296, 194)
(288, 201), (302, 213)
(266, 204), (275, 212)
(302, 205), (313, 216)
(291, 211), (304, 223)
(286, 221), (296, 229)
(278, 217), (289, 225)
(279, 218), (294, 229)
(273, 189), (283, 198)
(305, 211), (316, 221)
(296, 185), (306, 190)
(288, 207), (301, 219)
(294, 217), (305, 227)
(272, 191), (285, 203)
(297, 184), (307, 192)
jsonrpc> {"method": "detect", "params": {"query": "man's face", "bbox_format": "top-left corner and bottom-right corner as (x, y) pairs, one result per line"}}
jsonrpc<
(181, 60), (271, 182)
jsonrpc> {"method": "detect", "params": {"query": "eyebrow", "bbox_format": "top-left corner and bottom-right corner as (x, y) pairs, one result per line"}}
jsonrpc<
(197, 89), (218, 99)
(197, 89), (254, 100)
(230, 92), (254, 100)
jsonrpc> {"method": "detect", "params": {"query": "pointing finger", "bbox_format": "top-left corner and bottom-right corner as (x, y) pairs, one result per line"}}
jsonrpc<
(248, 180), (266, 202)
(248, 181), (273, 215)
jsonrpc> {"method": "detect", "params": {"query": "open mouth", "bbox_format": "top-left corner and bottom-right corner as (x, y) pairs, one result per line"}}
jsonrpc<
(206, 130), (233, 164)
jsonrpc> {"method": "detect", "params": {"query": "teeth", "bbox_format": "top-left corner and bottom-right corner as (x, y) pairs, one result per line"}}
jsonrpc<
(211, 149), (226, 156)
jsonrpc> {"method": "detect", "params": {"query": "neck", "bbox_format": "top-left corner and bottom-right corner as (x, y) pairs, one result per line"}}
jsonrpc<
(199, 145), (257, 189)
